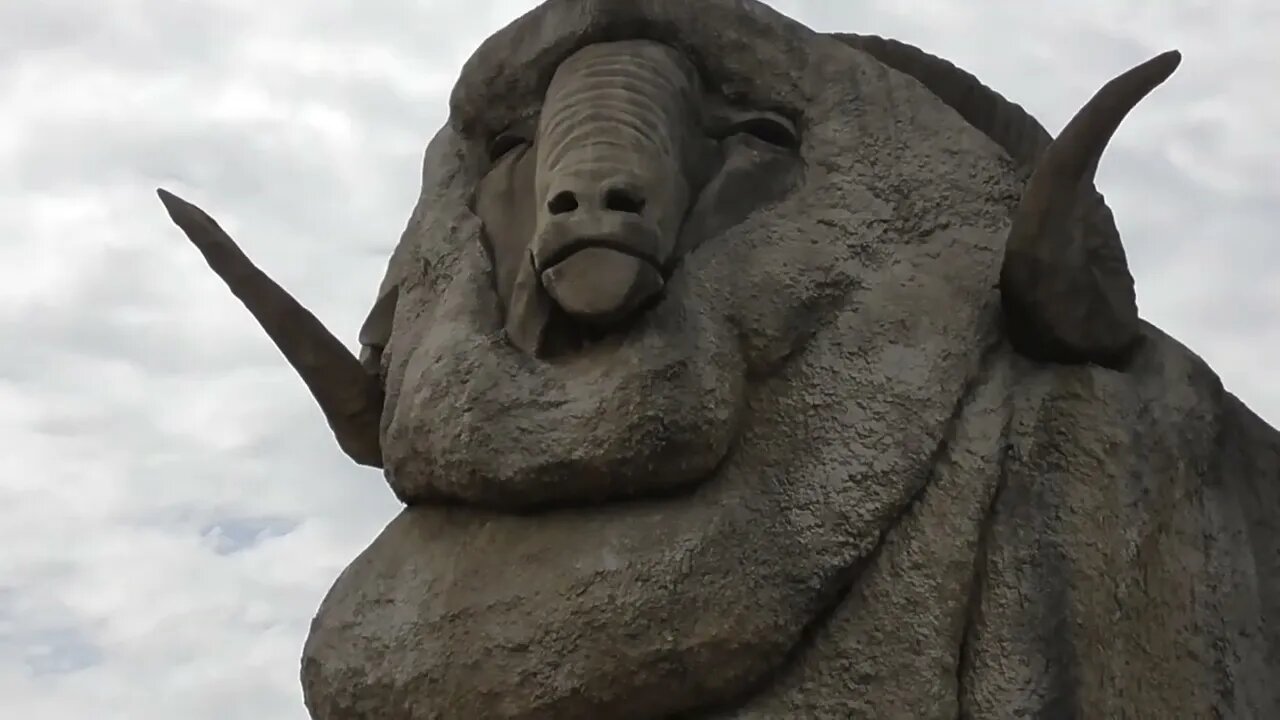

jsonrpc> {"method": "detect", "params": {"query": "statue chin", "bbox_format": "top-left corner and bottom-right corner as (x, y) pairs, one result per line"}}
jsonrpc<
(301, 466), (841, 720)
(380, 243), (747, 510)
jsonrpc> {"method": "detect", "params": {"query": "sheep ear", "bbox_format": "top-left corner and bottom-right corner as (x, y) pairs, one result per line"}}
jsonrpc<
(157, 189), (384, 468)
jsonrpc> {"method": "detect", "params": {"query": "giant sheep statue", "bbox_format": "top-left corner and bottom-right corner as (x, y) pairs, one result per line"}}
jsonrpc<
(156, 0), (1279, 717)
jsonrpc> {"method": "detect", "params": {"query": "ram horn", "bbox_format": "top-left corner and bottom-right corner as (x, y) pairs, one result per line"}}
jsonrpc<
(999, 50), (1182, 364)
(157, 189), (384, 468)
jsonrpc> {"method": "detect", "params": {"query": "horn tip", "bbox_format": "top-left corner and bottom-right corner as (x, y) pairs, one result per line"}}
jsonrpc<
(155, 188), (213, 233)
(156, 187), (189, 219)
(1148, 49), (1183, 81)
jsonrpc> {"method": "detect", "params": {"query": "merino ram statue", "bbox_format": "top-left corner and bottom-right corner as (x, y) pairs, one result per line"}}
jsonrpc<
(157, 0), (1280, 717)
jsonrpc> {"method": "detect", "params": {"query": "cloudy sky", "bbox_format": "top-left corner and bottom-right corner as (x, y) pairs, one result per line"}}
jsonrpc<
(3, 0), (1277, 717)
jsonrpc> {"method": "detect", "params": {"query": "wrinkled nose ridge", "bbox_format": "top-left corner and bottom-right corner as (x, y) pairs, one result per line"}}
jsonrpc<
(528, 39), (700, 330)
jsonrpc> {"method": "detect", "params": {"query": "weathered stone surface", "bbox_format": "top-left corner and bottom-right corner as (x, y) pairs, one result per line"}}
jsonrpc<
(299, 1), (1277, 716)
(155, 0), (1278, 717)
(714, 329), (1280, 718)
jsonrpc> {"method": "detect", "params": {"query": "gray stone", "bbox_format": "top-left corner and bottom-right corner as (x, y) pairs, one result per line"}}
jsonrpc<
(156, 0), (1279, 717)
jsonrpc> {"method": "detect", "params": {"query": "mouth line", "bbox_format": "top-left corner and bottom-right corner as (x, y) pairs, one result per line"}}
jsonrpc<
(535, 238), (667, 277)
(522, 238), (675, 359)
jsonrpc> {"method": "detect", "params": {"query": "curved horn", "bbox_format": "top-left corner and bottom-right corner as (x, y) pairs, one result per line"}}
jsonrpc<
(156, 189), (384, 468)
(832, 35), (1180, 366)
(999, 51), (1181, 364)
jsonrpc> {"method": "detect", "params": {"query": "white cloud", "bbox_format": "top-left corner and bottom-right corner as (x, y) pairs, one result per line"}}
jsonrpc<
(3, 1), (1276, 717)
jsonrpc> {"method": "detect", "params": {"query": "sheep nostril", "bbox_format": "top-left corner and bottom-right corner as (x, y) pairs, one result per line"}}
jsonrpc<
(548, 190), (579, 215)
(604, 187), (645, 215)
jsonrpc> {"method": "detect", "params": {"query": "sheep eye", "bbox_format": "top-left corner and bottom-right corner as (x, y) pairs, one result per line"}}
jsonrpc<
(489, 132), (528, 162)
(711, 108), (800, 150)
(732, 114), (799, 149)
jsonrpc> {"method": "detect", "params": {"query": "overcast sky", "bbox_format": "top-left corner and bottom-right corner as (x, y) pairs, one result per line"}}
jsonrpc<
(3, 1), (1277, 717)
